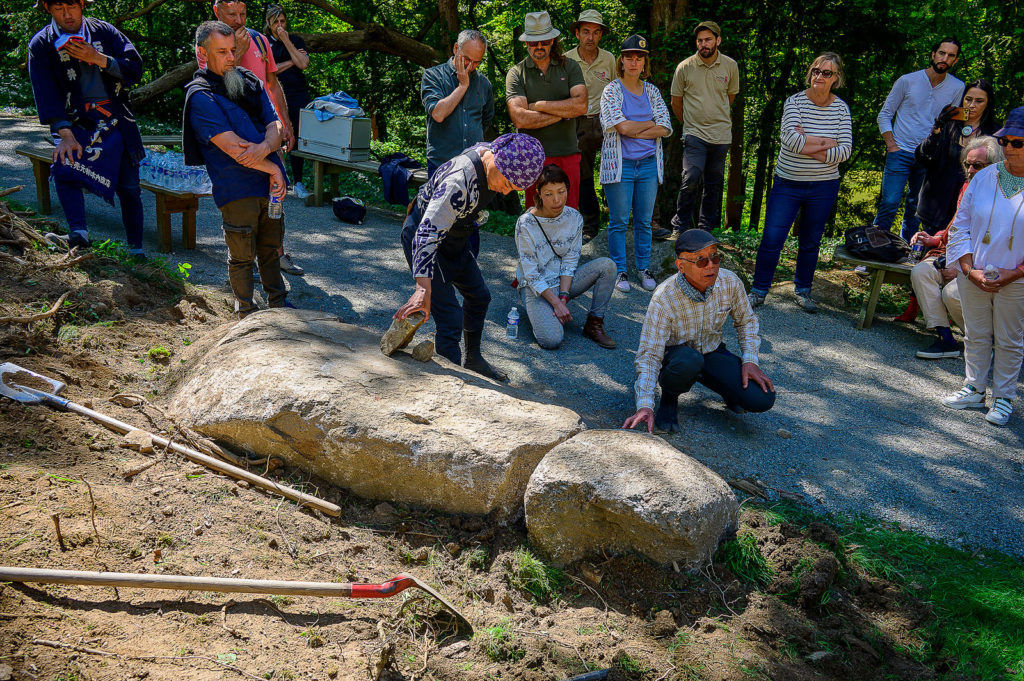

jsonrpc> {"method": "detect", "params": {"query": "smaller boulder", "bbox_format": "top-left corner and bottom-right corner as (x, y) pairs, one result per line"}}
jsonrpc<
(525, 430), (738, 567)
(411, 340), (434, 362)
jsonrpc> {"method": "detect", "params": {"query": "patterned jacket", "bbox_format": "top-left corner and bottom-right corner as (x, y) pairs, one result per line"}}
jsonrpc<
(598, 79), (672, 185)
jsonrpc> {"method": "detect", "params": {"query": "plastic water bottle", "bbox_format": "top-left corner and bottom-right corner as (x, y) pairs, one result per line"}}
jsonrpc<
(268, 193), (283, 219)
(506, 306), (519, 339)
(911, 242), (925, 261)
(984, 264), (999, 281)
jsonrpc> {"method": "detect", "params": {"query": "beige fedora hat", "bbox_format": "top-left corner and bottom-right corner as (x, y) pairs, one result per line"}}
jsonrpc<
(518, 11), (561, 42)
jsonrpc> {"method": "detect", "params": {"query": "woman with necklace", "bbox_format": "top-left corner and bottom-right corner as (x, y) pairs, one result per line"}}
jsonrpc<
(942, 106), (1024, 426)
(748, 52), (852, 313)
(515, 165), (617, 349)
(915, 79), (999, 236)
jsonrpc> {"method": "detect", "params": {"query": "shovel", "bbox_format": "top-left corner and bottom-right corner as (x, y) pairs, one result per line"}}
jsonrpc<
(0, 362), (340, 517)
(0, 566), (472, 631)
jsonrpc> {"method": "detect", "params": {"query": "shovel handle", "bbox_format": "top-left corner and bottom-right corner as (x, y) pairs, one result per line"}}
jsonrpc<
(350, 576), (415, 598)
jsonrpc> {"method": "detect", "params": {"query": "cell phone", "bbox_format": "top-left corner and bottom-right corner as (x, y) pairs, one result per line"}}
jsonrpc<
(946, 106), (966, 121)
(55, 34), (85, 50)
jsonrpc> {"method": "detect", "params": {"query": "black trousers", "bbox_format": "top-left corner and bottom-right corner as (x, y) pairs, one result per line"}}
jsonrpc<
(401, 221), (490, 365)
(659, 343), (775, 413)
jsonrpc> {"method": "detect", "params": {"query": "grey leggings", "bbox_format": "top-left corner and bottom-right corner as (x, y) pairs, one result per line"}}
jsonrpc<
(520, 257), (616, 349)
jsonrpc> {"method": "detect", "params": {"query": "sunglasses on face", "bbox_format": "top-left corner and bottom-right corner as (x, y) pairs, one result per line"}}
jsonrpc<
(964, 161), (989, 170)
(678, 253), (721, 268)
(527, 39), (553, 47)
(998, 137), (1024, 149)
(810, 68), (835, 79)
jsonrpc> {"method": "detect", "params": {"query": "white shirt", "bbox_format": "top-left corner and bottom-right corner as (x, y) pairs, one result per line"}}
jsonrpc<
(946, 163), (1024, 269)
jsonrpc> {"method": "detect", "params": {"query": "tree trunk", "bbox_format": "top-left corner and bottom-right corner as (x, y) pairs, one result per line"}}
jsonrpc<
(748, 51), (797, 232)
(724, 91), (745, 230)
(648, 0), (688, 36)
(437, 0), (458, 48)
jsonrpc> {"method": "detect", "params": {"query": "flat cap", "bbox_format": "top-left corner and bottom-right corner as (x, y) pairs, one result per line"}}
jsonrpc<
(693, 20), (721, 37)
(674, 229), (720, 254)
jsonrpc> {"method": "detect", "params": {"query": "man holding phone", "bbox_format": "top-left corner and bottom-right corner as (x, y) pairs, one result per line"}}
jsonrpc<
(27, 0), (146, 257)
(874, 37), (965, 241)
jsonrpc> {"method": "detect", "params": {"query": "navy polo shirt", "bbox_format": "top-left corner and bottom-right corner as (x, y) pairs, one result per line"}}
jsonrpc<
(188, 87), (287, 208)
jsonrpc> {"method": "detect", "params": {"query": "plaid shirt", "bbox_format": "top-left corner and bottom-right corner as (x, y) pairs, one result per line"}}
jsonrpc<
(634, 269), (761, 411)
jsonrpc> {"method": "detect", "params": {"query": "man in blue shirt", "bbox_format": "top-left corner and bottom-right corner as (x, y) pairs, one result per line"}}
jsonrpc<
(183, 20), (290, 318)
(420, 29), (495, 178)
(875, 37), (964, 241)
(27, 0), (146, 257)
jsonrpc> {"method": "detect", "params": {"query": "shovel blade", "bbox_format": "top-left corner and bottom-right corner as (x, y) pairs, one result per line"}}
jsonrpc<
(0, 363), (65, 404)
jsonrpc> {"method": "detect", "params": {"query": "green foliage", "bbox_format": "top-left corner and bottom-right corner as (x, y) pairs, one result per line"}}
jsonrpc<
(479, 618), (524, 662)
(147, 345), (170, 360)
(717, 531), (774, 587)
(505, 547), (563, 602)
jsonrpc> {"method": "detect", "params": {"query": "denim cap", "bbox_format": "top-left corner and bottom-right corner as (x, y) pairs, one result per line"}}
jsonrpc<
(491, 133), (545, 190)
(674, 229), (720, 254)
(994, 106), (1024, 138)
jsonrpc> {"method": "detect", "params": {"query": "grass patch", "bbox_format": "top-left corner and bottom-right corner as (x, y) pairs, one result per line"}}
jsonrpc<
(717, 531), (774, 587)
(505, 547), (563, 602)
(478, 618), (524, 662)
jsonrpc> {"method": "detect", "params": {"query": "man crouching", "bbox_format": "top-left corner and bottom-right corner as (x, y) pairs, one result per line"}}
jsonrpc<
(623, 230), (775, 433)
(183, 20), (290, 318)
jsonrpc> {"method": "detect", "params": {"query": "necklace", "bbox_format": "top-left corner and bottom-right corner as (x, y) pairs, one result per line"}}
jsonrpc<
(961, 124), (974, 136)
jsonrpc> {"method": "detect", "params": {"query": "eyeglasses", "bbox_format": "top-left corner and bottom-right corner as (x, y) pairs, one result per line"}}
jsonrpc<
(964, 162), (989, 170)
(998, 137), (1024, 149)
(810, 68), (835, 79)
(526, 39), (553, 47)
(678, 253), (721, 268)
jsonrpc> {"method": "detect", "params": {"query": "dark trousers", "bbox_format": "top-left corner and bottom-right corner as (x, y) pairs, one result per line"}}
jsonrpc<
(401, 221), (490, 365)
(54, 149), (144, 249)
(660, 343), (775, 413)
(285, 94), (310, 183)
(672, 134), (730, 232)
(576, 116), (604, 235)
(220, 196), (287, 315)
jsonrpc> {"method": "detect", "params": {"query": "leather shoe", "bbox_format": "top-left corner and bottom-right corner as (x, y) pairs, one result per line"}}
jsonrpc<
(582, 314), (616, 349)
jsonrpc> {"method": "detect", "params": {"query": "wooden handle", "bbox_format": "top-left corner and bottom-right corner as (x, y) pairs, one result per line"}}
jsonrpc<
(0, 566), (355, 597)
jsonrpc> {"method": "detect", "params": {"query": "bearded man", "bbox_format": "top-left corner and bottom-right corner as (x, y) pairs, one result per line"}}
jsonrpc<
(183, 20), (292, 318)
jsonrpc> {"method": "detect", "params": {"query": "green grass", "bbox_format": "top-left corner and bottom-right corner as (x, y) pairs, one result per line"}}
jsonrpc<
(505, 547), (563, 602)
(759, 501), (1024, 681)
(478, 618), (524, 662)
(717, 530), (775, 587)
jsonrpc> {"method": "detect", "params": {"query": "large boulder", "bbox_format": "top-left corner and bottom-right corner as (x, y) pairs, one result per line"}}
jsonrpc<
(168, 309), (584, 519)
(524, 430), (738, 566)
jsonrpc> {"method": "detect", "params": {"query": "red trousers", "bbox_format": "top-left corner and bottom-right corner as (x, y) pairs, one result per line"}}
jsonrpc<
(524, 152), (582, 210)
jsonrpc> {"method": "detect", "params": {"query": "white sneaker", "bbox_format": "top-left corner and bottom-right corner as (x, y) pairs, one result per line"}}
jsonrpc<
(941, 384), (986, 410)
(854, 265), (869, 276)
(985, 398), (1013, 426)
(639, 269), (657, 291)
(615, 272), (630, 292)
(292, 182), (310, 199)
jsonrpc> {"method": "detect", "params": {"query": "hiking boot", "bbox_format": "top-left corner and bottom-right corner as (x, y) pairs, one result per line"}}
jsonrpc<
(748, 292), (766, 308)
(916, 339), (962, 359)
(639, 269), (657, 291)
(292, 182), (310, 200)
(985, 397), (1013, 426)
(652, 226), (675, 241)
(462, 329), (508, 382)
(615, 272), (630, 292)
(582, 314), (616, 349)
(280, 253), (304, 276)
(380, 310), (426, 356)
(45, 231), (90, 250)
(941, 384), (986, 410)
(796, 291), (818, 313)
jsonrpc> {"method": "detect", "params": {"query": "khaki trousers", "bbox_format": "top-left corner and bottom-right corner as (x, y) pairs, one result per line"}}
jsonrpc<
(958, 274), (1024, 399)
(220, 197), (286, 316)
(910, 258), (963, 331)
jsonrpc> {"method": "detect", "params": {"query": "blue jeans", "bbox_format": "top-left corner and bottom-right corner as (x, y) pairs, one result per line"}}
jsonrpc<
(873, 148), (925, 240)
(751, 176), (840, 295)
(54, 150), (144, 249)
(604, 154), (658, 273)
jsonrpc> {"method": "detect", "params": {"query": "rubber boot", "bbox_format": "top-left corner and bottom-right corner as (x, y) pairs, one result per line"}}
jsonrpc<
(462, 330), (509, 382)
(654, 392), (681, 433)
(894, 295), (919, 323)
(582, 314), (616, 349)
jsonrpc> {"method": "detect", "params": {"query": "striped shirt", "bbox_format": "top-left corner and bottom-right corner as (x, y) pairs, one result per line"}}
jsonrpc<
(775, 91), (852, 182)
(634, 269), (761, 411)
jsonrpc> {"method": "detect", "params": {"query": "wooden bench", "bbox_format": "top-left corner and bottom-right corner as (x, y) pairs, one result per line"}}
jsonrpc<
(832, 245), (913, 329)
(290, 149), (428, 207)
(15, 137), (207, 254)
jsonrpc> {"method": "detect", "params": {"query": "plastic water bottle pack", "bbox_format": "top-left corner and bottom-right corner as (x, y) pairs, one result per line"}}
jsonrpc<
(141, 150), (212, 194)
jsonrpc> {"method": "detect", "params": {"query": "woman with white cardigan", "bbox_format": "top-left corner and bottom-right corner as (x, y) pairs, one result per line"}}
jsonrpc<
(599, 34), (673, 292)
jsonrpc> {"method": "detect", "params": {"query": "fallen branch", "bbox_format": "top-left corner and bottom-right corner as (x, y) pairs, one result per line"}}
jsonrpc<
(0, 292), (70, 325)
(0, 252), (28, 265)
(0, 186), (25, 199)
(43, 253), (93, 270)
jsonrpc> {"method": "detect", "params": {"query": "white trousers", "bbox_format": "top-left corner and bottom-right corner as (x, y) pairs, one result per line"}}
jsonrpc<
(958, 274), (1024, 399)
(910, 258), (963, 331)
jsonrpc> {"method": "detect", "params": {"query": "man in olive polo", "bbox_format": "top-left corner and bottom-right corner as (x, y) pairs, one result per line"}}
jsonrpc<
(566, 9), (615, 242)
(506, 11), (588, 210)
(657, 20), (739, 241)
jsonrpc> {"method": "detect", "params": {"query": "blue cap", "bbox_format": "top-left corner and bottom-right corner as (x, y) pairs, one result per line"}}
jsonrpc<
(674, 229), (719, 254)
(994, 106), (1024, 138)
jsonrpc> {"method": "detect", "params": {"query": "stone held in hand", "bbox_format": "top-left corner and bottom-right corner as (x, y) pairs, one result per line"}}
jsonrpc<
(525, 429), (739, 567)
(380, 311), (426, 356)
(411, 340), (434, 362)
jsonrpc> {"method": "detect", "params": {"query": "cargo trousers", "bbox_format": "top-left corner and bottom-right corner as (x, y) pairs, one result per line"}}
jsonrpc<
(220, 197), (287, 317)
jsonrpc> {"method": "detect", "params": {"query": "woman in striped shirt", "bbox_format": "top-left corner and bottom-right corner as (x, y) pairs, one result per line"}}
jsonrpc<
(749, 52), (853, 312)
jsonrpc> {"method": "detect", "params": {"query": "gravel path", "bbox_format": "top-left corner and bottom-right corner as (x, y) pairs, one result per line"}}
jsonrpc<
(4, 113), (1022, 557)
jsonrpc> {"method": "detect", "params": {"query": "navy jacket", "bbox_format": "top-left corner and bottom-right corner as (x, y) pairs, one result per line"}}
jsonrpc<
(27, 17), (145, 163)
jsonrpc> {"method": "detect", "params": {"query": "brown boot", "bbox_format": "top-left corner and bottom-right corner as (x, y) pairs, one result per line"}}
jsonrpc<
(583, 314), (616, 349)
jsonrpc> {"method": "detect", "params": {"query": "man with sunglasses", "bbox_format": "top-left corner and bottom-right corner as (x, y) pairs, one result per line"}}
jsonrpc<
(506, 11), (588, 210)
(874, 37), (964, 242)
(623, 230), (775, 433)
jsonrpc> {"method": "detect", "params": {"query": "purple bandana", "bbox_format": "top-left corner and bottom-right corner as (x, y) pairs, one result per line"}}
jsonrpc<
(490, 133), (545, 190)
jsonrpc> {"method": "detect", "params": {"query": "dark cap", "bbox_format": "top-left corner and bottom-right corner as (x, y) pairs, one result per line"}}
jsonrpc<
(693, 20), (721, 37)
(36, 0), (91, 9)
(620, 34), (649, 54)
(994, 106), (1024, 138)
(674, 229), (720, 254)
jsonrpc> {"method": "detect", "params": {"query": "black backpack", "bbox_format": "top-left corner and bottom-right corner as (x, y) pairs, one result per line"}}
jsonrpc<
(333, 196), (366, 225)
(844, 224), (910, 263)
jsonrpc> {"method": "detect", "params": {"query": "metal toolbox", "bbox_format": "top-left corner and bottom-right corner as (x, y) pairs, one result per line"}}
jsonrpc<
(297, 109), (371, 161)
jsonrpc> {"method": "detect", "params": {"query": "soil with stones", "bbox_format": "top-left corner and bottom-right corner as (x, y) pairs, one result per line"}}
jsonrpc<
(0, 201), (958, 680)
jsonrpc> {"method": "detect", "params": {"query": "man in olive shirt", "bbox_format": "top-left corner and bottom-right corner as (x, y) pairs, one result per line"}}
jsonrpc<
(566, 9), (615, 242)
(506, 11), (588, 210)
(658, 20), (739, 240)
